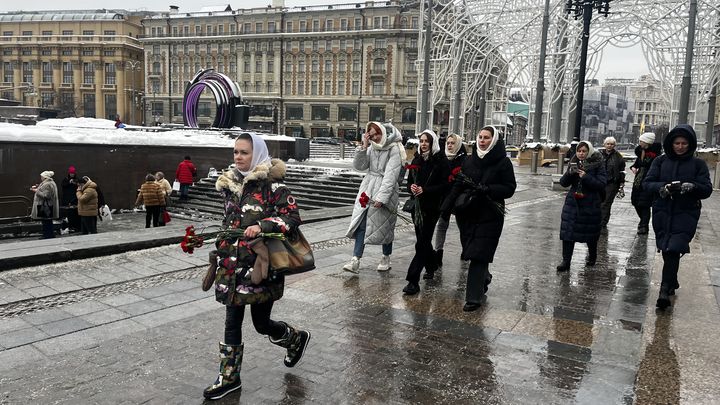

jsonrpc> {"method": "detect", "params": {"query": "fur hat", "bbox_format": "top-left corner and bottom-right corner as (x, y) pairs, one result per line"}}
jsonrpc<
(40, 171), (54, 179)
(639, 132), (655, 144)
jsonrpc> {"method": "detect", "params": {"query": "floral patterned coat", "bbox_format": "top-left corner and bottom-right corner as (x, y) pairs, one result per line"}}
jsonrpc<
(213, 159), (301, 306)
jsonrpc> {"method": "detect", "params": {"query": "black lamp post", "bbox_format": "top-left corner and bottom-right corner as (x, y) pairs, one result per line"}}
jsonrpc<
(565, 0), (611, 141)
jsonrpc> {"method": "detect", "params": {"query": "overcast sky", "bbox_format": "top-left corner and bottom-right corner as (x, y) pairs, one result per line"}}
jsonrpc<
(0, 0), (649, 82)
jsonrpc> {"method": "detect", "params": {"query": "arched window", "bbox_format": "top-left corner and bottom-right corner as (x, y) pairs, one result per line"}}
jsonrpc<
(402, 107), (416, 123)
(373, 58), (385, 73)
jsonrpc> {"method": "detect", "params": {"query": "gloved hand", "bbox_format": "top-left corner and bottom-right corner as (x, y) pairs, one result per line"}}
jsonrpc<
(476, 183), (489, 195)
(658, 184), (672, 198)
(680, 182), (695, 194)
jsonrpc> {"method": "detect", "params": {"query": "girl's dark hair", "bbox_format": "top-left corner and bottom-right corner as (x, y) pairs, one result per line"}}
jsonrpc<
(145, 173), (156, 182)
(184, 155), (191, 160)
(480, 126), (495, 136)
(236, 133), (253, 142)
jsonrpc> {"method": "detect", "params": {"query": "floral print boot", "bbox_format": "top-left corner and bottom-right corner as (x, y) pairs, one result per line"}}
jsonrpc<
(203, 342), (243, 400)
(269, 321), (311, 368)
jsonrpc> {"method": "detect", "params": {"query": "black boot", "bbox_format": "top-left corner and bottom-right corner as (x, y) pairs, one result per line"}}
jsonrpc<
(203, 342), (243, 400)
(585, 241), (597, 266)
(403, 282), (420, 295)
(557, 241), (574, 272)
(656, 284), (671, 309)
(269, 321), (311, 368)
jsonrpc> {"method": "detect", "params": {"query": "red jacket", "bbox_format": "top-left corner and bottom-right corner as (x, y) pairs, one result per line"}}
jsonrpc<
(175, 159), (197, 184)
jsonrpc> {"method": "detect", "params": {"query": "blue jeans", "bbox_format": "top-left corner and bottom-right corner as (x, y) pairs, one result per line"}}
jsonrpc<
(180, 183), (190, 199)
(352, 212), (392, 257)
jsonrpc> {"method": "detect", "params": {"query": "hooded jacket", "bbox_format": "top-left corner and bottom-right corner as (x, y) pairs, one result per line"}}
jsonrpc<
(76, 180), (99, 217)
(407, 129), (451, 216)
(643, 124), (713, 253)
(630, 141), (662, 208)
(346, 122), (404, 245)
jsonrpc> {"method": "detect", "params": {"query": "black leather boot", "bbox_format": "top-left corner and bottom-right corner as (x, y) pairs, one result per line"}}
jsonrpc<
(656, 284), (671, 309)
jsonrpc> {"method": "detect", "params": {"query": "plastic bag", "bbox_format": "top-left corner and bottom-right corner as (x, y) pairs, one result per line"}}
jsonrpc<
(99, 204), (113, 222)
(172, 180), (181, 192)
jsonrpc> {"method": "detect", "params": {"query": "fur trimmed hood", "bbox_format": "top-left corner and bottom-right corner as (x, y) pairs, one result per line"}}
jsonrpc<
(216, 158), (287, 195)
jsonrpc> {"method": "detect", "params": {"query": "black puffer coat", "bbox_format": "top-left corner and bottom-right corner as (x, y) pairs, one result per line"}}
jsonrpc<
(441, 140), (516, 263)
(630, 142), (662, 208)
(559, 151), (607, 242)
(643, 125), (713, 253)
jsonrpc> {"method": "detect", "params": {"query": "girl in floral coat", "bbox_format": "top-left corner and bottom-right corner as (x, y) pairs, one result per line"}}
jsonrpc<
(203, 133), (310, 400)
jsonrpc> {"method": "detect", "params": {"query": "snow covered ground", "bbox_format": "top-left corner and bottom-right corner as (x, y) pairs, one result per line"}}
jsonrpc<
(0, 118), (296, 147)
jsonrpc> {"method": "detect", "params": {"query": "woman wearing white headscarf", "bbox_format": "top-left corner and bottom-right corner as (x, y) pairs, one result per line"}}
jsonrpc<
(433, 133), (467, 267)
(440, 126), (516, 311)
(204, 133), (310, 400)
(556, 140), (607, 272)
(31, 170), (60, 239)
(402, 129), (451, 295)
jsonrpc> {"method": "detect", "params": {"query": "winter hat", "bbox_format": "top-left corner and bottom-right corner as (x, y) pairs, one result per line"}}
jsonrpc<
(639, 132), (655, 144)
(577, 140), (596, 157)
(68, 165), (76, 174)
(40, 171), (54, 179)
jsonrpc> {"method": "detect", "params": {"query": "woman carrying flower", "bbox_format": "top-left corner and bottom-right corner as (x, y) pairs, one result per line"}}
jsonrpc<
(432, 133), (467, 268)
(402, 129), (451, 295)
(630, 132), (663, 234)
(203, 133), (310, 400)
(556, 140), (607, 272)
(440, 126), (516, 311)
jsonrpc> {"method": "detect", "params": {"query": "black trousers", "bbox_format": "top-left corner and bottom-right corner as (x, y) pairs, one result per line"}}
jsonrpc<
(145, 206), (162, 228)
(467, 260), (491, 304)
(224, 302), (286, 345)
(405, 210), (441, 284)
(661, 251), (681, 289)
(634, 206), (651, 229)
(562, 240), (597, 262)
(600, 184), (619, 227)
(41, 219), (55, 239)
(80, 216), (97, 234)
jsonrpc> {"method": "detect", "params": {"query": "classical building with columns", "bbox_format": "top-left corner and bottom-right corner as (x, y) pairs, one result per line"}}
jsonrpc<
(0, 10), (146, 123)
(141, 1), (429, 140)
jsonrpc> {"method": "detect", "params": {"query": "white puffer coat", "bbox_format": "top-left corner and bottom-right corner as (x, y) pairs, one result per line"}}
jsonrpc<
(346, 122), (404, 245)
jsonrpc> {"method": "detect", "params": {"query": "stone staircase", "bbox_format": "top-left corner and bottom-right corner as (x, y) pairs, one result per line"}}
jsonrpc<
(167, 164), (409, 221)
(308, 143), (356, 160)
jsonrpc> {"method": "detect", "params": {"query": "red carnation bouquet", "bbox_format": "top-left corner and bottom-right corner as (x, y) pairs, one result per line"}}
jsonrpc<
(448, 166), (462, 182)
(180, 224), (285, 254)
(358, 192), (411, 223)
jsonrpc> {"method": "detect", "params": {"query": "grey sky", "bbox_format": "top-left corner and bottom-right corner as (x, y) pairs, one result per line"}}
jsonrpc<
(0, 0), (649, 82)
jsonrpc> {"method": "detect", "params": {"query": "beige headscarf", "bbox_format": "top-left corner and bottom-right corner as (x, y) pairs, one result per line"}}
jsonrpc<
(445, 134), (463, 160)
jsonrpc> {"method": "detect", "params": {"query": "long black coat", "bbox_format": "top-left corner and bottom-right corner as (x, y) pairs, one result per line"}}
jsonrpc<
(441, 140), (516, 263)
(643, 125), (713, 253)
(630, 142), (662, 208)
(559, 151), (607, 242)
(407, 151), (451, 217)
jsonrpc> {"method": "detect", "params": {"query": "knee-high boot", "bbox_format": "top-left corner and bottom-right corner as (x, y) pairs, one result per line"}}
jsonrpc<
(557, 241), (574, 272)
(269, 321), (311, 368)
(203, 342), (243, 400)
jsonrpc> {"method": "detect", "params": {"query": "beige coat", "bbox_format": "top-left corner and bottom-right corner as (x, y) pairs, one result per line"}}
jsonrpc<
(76, 181), (99, 217)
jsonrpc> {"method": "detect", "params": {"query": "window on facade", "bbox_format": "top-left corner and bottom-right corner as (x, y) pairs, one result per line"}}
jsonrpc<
(285, 81), (291, 94)
(341, 19), (348, 30)
(62, 30), (72, 38)
(382, 16), (389, 28)
(22, 62), (33, 83)
(103, 50), (116, 56)
(374, 39), (386, 49)
(409, 38), (418, 48)
(324, 80), (331, 95)
(339, 61), (346, 73)
(312, 60), (319, 73)
(373, 80), (384, 95)
(297, 80), (304, 95)
(21, 48), (31, 56)
(369, 106), (385, 122)
(62, 48), (72, 56)
(324, 59), (332, 72)
(352, 80), (359, 95)
(286, 21), (293, 32)
(285, 60), (292, 73)
(340, 39), (346, 50)
(298, 60), (305, 73)
(104, 94), (116, 120)
(267, 81), (273, 92)
(412, 17), (419, 29)
(286, 105), (303, 120)
(267, 59), (274, 73)
(256, 59), (263, 72)
(197, 102), (210, 117)
(407, 81), (417, 96)
(151, 80), (160, 93)
(355, 18), (362, 30)
(300, 21), (307, 32)
(313, 20), (319, 31)
(244, 61), (251, 73)
(355, 39), (362, 50)
(104, 63), (116, 85)
(312, 40), (318, 51)
(408, 57), (417, 73)
(402, 107), (416, 122)
(152, 62), (161, 75)
(353, 59), (360, 72)
(42, 62), (52, 84)
(172, 27), (178, 36)
(326, 20), (333, 31)
(268, 22), (276, 33)
(299, 40), (305, 51)
(285, 41), (292, 51)
(3, 62), (13, 83)
(255, 22), (263, 33)
(255, 81), (262, 92)
(41, 92), (54, 107)
(373, 17), (380, 28)
(62, 62), (73, 84)
(338, 105), (356, 121)
(311, 105), (329, 120)
(373, 59), (385, 73)
(82, 49), (94, 56)
(338, 80), (345, 95)
(84, 94), (96, 117)
(311, 81), (318, 95)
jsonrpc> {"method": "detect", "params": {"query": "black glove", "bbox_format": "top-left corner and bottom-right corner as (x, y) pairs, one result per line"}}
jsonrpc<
(680, 182), (695, 194)
(476, 183), (489, 195)
(666, 181), (682, 194)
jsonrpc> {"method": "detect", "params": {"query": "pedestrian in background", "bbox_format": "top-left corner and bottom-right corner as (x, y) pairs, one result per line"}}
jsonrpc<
(155, 171), (172, 207)
(556, 141), (607, 272)
(204, 133), (310, 400)
(76, 176), (99, 235)
(31, 170), (59, 239)
(630, 132), (662, 234)
(643, 124), (712, 309)
(599, 136), (626, 228)
(440, 126), (516, 311)
(135, 174), (165, 228)
(402, 129), (451, 295)
(343, 121), (404, 274)
(175, 155), (197, 201)
(433, 133), (467, 268)
(60, 165), (80, 232)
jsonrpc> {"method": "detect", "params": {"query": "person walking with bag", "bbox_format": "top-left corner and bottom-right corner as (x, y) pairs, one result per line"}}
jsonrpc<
(642, 124), (712, 309)
(203, 133), (310, 400)
(440, 126), (516, 311)
(433, 133), (467, 268)
(75, 176), (99, 235)
(175, 155), (197, 201)
(31, 170), (59, 239)
(135, 174), (166, 228)
(343, 121), (404, 274)
(630, 132), (662, 234)
(402, 129), (451, 295)
(599, 136), (626, 228)
(556, 141), (607, 272)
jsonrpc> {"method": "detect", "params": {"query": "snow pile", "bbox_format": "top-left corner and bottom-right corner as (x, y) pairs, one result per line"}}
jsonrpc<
(37, 117), (117, 130)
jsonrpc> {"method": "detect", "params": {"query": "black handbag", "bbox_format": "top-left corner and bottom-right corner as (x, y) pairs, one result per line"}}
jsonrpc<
(453, 189), (476, 213)
(37, 201), (52, 218)
(402, 197), (415, 213)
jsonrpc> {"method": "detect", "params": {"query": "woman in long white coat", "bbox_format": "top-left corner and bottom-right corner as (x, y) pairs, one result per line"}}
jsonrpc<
(343, 122), (405, 273)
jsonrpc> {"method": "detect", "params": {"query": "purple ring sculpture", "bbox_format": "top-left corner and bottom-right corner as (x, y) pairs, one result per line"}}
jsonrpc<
(182, 69), (249, 128)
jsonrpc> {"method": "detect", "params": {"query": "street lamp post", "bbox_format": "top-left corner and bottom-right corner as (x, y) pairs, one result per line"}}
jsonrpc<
(125, 60), (142, 125)
(565, 0), (611, 142)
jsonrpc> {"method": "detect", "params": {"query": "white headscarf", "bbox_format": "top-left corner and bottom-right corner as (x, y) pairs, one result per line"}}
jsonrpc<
(577, 140), (595, 160)
(238, 133), (271, 177)
(476, 126), (499, 159)
(418, 129), (440, 159)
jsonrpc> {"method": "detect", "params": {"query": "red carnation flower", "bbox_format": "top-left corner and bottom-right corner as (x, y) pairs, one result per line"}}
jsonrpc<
(645, 151), (657, 159)
(448, 167), (462, 182)
(405, 164), (420, 171)
(359, 192), (371, 208)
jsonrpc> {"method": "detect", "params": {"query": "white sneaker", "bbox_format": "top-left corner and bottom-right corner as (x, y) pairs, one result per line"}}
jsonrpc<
(343, 256), (360, 273)
(377, 255), (391, 272)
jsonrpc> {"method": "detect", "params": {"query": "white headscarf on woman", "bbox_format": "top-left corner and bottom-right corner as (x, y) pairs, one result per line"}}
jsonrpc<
(238, 133), (271, 177)
(418, 129), (441, 160)
(445, 134), (463, 160)
(476, 126), (499, 159)
(577, 140), (595, 160)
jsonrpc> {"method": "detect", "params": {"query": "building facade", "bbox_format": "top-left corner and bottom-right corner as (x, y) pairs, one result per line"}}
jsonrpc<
(626, 74), (671, 138)
(140, 1), (425, 140)
(0, 10), (146, 123)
